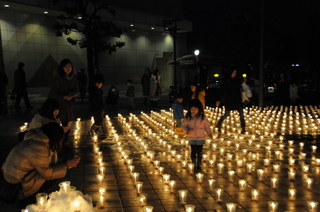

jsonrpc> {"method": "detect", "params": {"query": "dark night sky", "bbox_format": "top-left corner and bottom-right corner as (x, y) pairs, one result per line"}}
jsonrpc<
(183, 0), (320, 71)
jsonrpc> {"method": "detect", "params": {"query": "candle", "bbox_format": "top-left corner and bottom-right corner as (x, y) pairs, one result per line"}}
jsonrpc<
(239, 180), (246, 191)
(263, 159), (270, 167)
(228, 171), (235, 182)
(217, 163), (224, 174)
(307, 201), (318, 212)
(36, 193), (48, 209)
(178, 190), (188, 205)
(215, 188), (223, 202)
(98, 195), (105, 209)
(268, 201), (278, 212)
(311, 145), (317, 154)
(237, 160), (243, 168)
(169, 180), (176, 193)
(99, 186), (106, 196)
(96, 174), (104, 185)
(306, 178), (313, 190)
(273, 164), (280, 173)
(251, 189), (259, 201)
(158, 166), (164, 175)
(139, 193), (147, 206)
(129, 165), (135, 176)
(257, 169), (264, 181)
(188, 163), (195, 174)
(208, 160), (215, 168)
(288, 171), (296, 181)
(196, 172), (204, 183)
(288, 188), (296, 201)
(246, 163), (253, 174)
(59, 181), (71, 192)
(136, 181), (143, 194)
(72, 197), (82, 212)
(302, 165), (309, 173)
(289, 158), (295, 166)
(181, 160), (187, 168)
(143, 206), (154, 212)
(226, 203), (237, 212)
(132, 172), (140, 184)
(162, 174), (170, 184)
(208, 179), (215, 191)
(270, 178), (277, 189)
(185, 204), (195, 212)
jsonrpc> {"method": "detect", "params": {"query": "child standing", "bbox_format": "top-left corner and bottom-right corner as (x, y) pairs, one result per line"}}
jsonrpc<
(88, 76), (106, 137)
(126, 80), (135, 111)
(182, 99), (213, 172)
(172, 93), (184, 127)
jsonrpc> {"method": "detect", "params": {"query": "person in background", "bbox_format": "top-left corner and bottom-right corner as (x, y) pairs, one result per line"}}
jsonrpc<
(141, 67), (151, 105)
(149, 69), (161, 108)
(14, 62), (32, 111)
(190, 82), (206, 109)
(48, 59), (79, 146)
(172, 93), (184, 127)
(277, 73), (289, 105)
(1, 122), (80, 207)
(126, 80), (135, 112)
(105, 85), (119, 110)
(241, 77), (252, 109)
(0, 67), (8, 118)
(289, 81), (299, 104)
(216, 68), (245, 134)
(168, 86), (177, 105)
(182, 99), (213, 172)
(88, 76), (105, 137)
(77, 68), (87, 101)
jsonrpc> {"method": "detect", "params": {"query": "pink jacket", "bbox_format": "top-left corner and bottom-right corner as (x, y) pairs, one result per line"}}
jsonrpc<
(182, 115), (212, 140)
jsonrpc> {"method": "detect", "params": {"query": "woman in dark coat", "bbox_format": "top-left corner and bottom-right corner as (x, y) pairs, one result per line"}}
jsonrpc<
(48, 59), (79, 144)
(216, 68), (245, 133)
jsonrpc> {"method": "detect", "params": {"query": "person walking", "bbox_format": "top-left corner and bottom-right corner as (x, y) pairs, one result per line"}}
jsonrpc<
(88, 76), (106, 137)
(182, 99), (213, 172)
(216, 68), (246, 134)
(141, 68), (151, 105)
(172, 93), (184, 127)
(14, 62), (32, 111)
(48, 59), (78, 146)
(77, 68), (87, 101)
(149, 69), (161, 108)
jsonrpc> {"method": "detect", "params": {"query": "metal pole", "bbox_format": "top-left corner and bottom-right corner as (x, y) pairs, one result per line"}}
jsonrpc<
(259, 0), (265, 107)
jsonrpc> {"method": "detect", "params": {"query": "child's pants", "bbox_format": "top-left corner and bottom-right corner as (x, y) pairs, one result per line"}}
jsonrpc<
(190, 145), (203, 167)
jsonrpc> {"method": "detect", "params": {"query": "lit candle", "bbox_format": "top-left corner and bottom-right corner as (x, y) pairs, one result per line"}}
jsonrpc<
(239, 180), (246, 191)
(128, 165), (135, 176)
(288, 188), (296, 201)
(270, 178), (277, 189)
(215, 188), (223, 202)
(59, 181), (71, 192)
(139, 193), (147, 206)
(98, 195), (105, 209)
(306, 178), (313, 190)
(158, 166), (164, 175)
(208, 160), (215, 168)
(251, 189), (259, 201)
(273, 164), (280, 173)
(96, 174), (104, 185)
(36, 193), (48, 209)
(289, 159), (295, 166)
(226, 203), (237, 212)
(181, 160), (187, 168)
(217, 163), (224, 174)
(162, 174), (170, 184)
(268, 201), (278, 212)
(263, 159), (270, 167)
(185, 204), (195, 212)
(178, 190), (188, 205)
(288, 171), (296, 181)
(311, 145), (317, 154)
(302, 165), (309, 173)
(257, 169), (264, 181)
(99, 186), (106, 196)
(196, 172), (204, 183)
(188, 163), (195, 174)
(136, 181), (143, 194)
(72, 197), (81, 212)
(307, 201), (318, 212)
(132, 172), (140, 184)
(208, 179), (215, 191)
(246, 163), (253, 174)
(143, 206), (154, 212)
(169, 180), (176, 193)
(237, 160), (243, 168)
(228, 171), (235, 182)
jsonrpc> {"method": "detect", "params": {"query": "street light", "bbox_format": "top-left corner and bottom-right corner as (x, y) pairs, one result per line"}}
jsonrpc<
(194, 50), (200, 56)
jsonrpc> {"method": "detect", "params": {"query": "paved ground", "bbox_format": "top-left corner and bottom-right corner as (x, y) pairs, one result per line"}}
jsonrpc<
(0, 89), (320, 212)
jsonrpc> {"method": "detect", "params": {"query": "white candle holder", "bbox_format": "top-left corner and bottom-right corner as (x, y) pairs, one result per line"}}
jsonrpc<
(178, 190), (188, 205)
(162, 174), (170, 184)
(196, 172), (204, 183)
(158, 166), (164, 175)
(306, 178), (313, 190)
(128, 165), (135, 176)
(143, 206), (154, 212)
(132, 172), (140, 184)
(268, 201), (278, 212)
(208, 179), (215, 191)
(59, 181), (71, 192)
(228, 170), (235, 182)
(226, 203), (237, 212)
(215, 188), (223, 202)
(96, 174), (104, 186)
(36, 193), (48, 209)
(270, 178), (278, 189)
(288, 171), (296, 181)
(169, 180), (176, 193)
(217, 163), (224, 174)
(185, 204), (195, 212)
(139, 193), (147, 206)
(181, 160), (187, 168)
(257, 169), (264, 181)
(99, 185), (107, 196)
(307, 201), (318, 212)
(136, 181), (143, 195)
(288, 188), (296, 201)
(273, 164), (280, 173)
(251, 189), (259, 201)
(72, 196), (82, 212)
(188, 163), (195, 174)
(246, 163), (253, 174)
(239, 180), (246, 191)
(98, 195), (105, 209)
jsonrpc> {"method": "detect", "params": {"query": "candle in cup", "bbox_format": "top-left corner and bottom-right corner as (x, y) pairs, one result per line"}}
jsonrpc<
(307, 201), (318, 212)
(181, 160), (187, 168)
(306, 178), (313, 190)
(96, 174), (104, 185)
(178, 190), (188, 205)
(270, 178), (277, 189)
(208, 160), (215, 168)
(289, 159), (295, 166)
(72, 197), (82, 212)
(99, 186), (106, 196)
(196, 172), (204, 183)
(237, 160), (243, 168)
(139, 193), (147, 206)
(251, 189), (259, 201)
(311, 145), (317, 154)
(246, 163), (253, 174)
(228, 170), (235, 182)
(162, 174), (170, 184)
(207, 178), (216, 191)
(273, 164), (280, 173)
(239, 180), (246, 191)
(217, 163), (224, 174)
(185, 204), (195, 212)
(288, 171), (296, 181)
(288, 188), (296, 201)
(158, 166), (164, 175)
(59, 181), (71, 192)
(188, 163), (195, 174)
(98, 195), (105, 209)
(226, 203), (237, 212)
(136, 181), (143, 194)
(268, 201), (278, 212)
(132, 172), (140, 184)
(129, 165), (135, 175)
(169, 180), (176, 193)
(36, 193), (48, 209)
(215, 188), (223, 202)
(263, 159), (270, 167)
(302, 165), (309, 173)
(143, 206), (153, 212)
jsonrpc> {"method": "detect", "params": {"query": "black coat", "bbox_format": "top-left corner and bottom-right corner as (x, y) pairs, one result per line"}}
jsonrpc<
(217, 77), (242, 110)
(88, 85), (104, 112)
(14, 68), (27, 91)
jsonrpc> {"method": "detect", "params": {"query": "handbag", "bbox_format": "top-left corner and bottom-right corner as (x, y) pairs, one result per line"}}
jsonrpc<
(0, 170), (21, 204)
